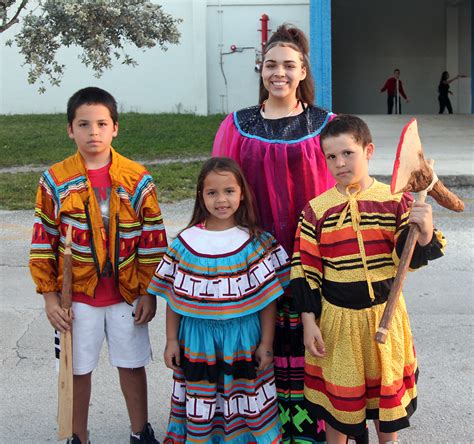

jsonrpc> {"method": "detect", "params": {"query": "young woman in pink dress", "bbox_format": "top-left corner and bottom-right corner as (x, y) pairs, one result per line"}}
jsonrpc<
(213, 24), (352, 443)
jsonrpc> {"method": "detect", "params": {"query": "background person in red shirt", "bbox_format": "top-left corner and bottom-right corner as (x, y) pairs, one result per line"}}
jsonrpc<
(380, 68), (409, 114)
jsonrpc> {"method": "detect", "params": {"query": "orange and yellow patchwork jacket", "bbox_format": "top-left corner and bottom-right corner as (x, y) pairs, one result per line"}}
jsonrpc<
(29, 148), (167, 304)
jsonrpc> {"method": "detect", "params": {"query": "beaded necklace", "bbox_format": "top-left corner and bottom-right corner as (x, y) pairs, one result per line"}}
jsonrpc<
(260, 100), (300, 119)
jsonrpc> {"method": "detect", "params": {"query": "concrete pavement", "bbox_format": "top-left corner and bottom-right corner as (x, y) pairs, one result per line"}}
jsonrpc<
(361, 114), (474, 183)
(0, 115), (473, 443)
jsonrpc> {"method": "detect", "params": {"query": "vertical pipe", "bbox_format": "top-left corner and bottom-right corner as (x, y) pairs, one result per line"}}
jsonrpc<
(192, 0), (208, 115)
(310, 0), (332, 110)
(260, 14), (269, 54)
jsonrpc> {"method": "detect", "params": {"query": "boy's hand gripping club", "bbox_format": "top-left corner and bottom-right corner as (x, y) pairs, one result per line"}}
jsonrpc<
(57, 224), (74, 440)
(375, 119), (464, 344)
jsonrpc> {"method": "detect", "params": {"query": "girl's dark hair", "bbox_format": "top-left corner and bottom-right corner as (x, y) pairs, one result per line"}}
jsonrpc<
(439, 71), (449, 84)
(185, 157), (262, 239)
(67, 87), (118, 125)
(438, 71), (449, 93)
(320, 114), (373, 149)
(259, 24), (315, 105)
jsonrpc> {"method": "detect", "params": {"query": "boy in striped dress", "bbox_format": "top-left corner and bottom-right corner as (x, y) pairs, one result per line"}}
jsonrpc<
(29, 87), (167, 444)
(291, 114), (445, 443)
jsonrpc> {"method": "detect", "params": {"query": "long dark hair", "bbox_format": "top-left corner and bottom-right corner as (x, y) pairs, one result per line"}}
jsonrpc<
(258, 24), (315, 105)
(438, 71), (449, 93)
(185, 157), (263, 239)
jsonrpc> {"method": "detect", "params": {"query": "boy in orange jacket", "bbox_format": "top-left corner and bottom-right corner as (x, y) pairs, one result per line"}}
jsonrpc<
(30, 87), (167, 444)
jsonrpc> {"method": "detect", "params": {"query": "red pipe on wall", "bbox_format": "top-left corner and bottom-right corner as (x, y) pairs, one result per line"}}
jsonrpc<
(259, 14), (269, 53)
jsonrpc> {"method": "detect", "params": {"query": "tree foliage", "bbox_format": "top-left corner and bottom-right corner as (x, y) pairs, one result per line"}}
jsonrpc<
(1, 0), (181, 93)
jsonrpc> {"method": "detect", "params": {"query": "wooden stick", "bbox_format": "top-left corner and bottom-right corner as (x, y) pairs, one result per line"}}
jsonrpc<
(57, 224), (73, 440)
(375, 191), (427, 344)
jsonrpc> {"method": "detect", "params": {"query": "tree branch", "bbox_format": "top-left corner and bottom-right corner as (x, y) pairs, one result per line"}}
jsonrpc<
(0, 0), (29, 33)
(5, 1), (182, 92)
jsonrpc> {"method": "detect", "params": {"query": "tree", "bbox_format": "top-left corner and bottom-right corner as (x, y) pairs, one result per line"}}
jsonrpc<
(1, 0), (181, 93)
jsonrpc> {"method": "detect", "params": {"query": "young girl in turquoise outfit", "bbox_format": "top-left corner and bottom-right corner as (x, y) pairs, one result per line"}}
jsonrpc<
(148, 157), (290, 443)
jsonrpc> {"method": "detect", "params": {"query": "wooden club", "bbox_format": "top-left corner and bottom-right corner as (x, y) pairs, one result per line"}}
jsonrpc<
(57, 224), (73, 440)
(375, 119), (464, 344)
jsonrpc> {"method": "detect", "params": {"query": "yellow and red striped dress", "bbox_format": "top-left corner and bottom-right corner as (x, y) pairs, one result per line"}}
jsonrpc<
(291, 180), (445, 436)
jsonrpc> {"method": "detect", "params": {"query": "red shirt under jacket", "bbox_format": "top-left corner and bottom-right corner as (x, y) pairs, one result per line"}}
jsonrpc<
(73, 163), (123, 307)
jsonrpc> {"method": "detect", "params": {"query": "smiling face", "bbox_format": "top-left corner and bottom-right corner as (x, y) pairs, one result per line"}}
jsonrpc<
(67, 103), (118, 167)
(201, 170), (243, 231)
(322, 134), (374, 192)
(261, 44), (307, 102)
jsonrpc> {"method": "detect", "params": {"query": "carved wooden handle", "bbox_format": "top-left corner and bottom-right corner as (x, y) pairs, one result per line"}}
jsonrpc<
(57, 224), (73, 440)
(375, 191), (426, 344)
(61, 224), (73, 310)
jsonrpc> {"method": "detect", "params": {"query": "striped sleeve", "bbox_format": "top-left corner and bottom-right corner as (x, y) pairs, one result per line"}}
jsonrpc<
(393, 191), (413, 242)
(394, 192), (446, 270)
(29, 172), (61, 294)
(136, 172), (168, 295)
(290, 203), (323, 316)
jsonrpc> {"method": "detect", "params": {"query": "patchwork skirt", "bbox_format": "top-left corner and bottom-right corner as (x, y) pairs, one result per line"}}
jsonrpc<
(274, 291), (327, 443)
(304, 296), (418, 436)
(163, 313), (282, 443)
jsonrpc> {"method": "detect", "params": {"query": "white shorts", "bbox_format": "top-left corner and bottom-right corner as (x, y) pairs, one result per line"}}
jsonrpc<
(55, 300), (152, 375)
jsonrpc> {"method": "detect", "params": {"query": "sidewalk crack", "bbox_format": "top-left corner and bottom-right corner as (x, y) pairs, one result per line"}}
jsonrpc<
(14, 310), (42, 366)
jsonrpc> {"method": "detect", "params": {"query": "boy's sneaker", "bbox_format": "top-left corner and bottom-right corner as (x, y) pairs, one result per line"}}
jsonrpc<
(66, 434), (91, 444)
(130, 422), (159, 443)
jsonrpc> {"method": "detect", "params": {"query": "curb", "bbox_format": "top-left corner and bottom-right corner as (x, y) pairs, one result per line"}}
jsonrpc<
(373, 175), (474, 188)
(1, 168), (472, 188)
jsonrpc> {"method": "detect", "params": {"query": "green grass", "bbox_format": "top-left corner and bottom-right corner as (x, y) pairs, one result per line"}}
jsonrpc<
(0, 161), (203, 210)
(0, 172), (41, 210)
(149, 162), (202, 203)
(0, 113), (225, 168)
(0, 113), (219, 208)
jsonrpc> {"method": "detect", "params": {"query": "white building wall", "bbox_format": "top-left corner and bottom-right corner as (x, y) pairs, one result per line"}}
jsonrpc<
(1, 0), (470, 115)
(0, 0), (208, 115)
(457, 0), (472, 113)
(205, 0), (309, 114)
(0, 0), (307, 115)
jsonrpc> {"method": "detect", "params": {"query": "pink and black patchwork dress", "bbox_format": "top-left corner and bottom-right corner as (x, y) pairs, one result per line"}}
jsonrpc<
(213, 104), (335, 442)
(148, 226), (290, 443)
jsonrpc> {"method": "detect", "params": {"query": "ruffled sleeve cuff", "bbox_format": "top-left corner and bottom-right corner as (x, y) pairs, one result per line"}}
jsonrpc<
(291, 277), (322, 318)
(146, 252), (177, 298)
(396, 227), (445, 269)
(269, 241), (291, 289)
(35, 282), (61, 295)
